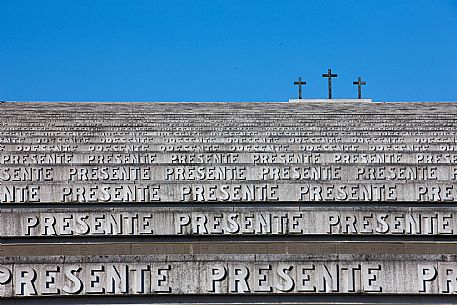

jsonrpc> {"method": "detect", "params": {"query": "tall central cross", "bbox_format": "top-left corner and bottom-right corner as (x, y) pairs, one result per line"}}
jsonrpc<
(322, 68), (338, 99)
(353, 76), (366, 99)
(293, 77), (306, 99)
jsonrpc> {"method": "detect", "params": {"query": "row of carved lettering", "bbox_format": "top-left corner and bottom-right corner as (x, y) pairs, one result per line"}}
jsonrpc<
(2, 116), (456, 121)
(0, 259), (454, 296)
(3, 130), (457, 136)
(4, 137), (457, 144)
(3, 128), (456, 134)
(3, 129), (457, 136)
(1, 117), (456, 124)
(2, 210), (455, 236)
(3, 144), (457, 152)
(0, 165), (454, 182)
(1, 153), (457, 164)
(2, 183), (457, 203)
(2, 126), (457, 133)
(3, 140), (457, 148)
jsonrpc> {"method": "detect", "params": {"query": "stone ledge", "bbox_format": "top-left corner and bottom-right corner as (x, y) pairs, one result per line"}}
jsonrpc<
(3, 242), (457, 256)
(289, 98), (373, 103)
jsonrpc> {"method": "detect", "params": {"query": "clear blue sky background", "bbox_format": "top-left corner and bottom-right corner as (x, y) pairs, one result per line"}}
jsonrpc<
(1, 0), (457, 101)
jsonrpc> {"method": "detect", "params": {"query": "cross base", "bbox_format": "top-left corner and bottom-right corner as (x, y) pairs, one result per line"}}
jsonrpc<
(289, 98), (373, 103)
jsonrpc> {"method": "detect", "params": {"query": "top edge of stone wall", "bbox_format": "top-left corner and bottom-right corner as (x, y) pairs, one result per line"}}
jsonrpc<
(3, 100), (457, 115)
(2, 100), (457, 103)
(2, 101), (457, 108)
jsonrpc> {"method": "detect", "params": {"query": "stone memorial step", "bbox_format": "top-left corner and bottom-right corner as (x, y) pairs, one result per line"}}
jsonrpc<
(3, 205), (457, 238)
(1, 253), (456, 297)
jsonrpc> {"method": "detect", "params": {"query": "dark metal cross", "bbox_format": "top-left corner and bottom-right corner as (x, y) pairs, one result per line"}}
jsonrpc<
(353, 77), (366, 99)
(293, 77), (306, 99)
(322, 68), (338, 99)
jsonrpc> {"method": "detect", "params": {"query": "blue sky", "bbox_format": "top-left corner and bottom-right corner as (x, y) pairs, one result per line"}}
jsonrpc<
(1, 0), (456, 101)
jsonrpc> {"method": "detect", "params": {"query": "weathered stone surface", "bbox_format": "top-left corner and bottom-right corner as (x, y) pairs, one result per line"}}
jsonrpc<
(2, 101), (457, 303)
(4, 242), (457, 256)
(2, 102), (457, 204)
(4, 181), (457, 203)
(1, 254), (457, 297)
(2, 206), (457, 237)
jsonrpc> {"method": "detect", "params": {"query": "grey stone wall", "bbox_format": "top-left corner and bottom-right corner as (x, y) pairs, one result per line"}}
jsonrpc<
(2, 101), (457, 303)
